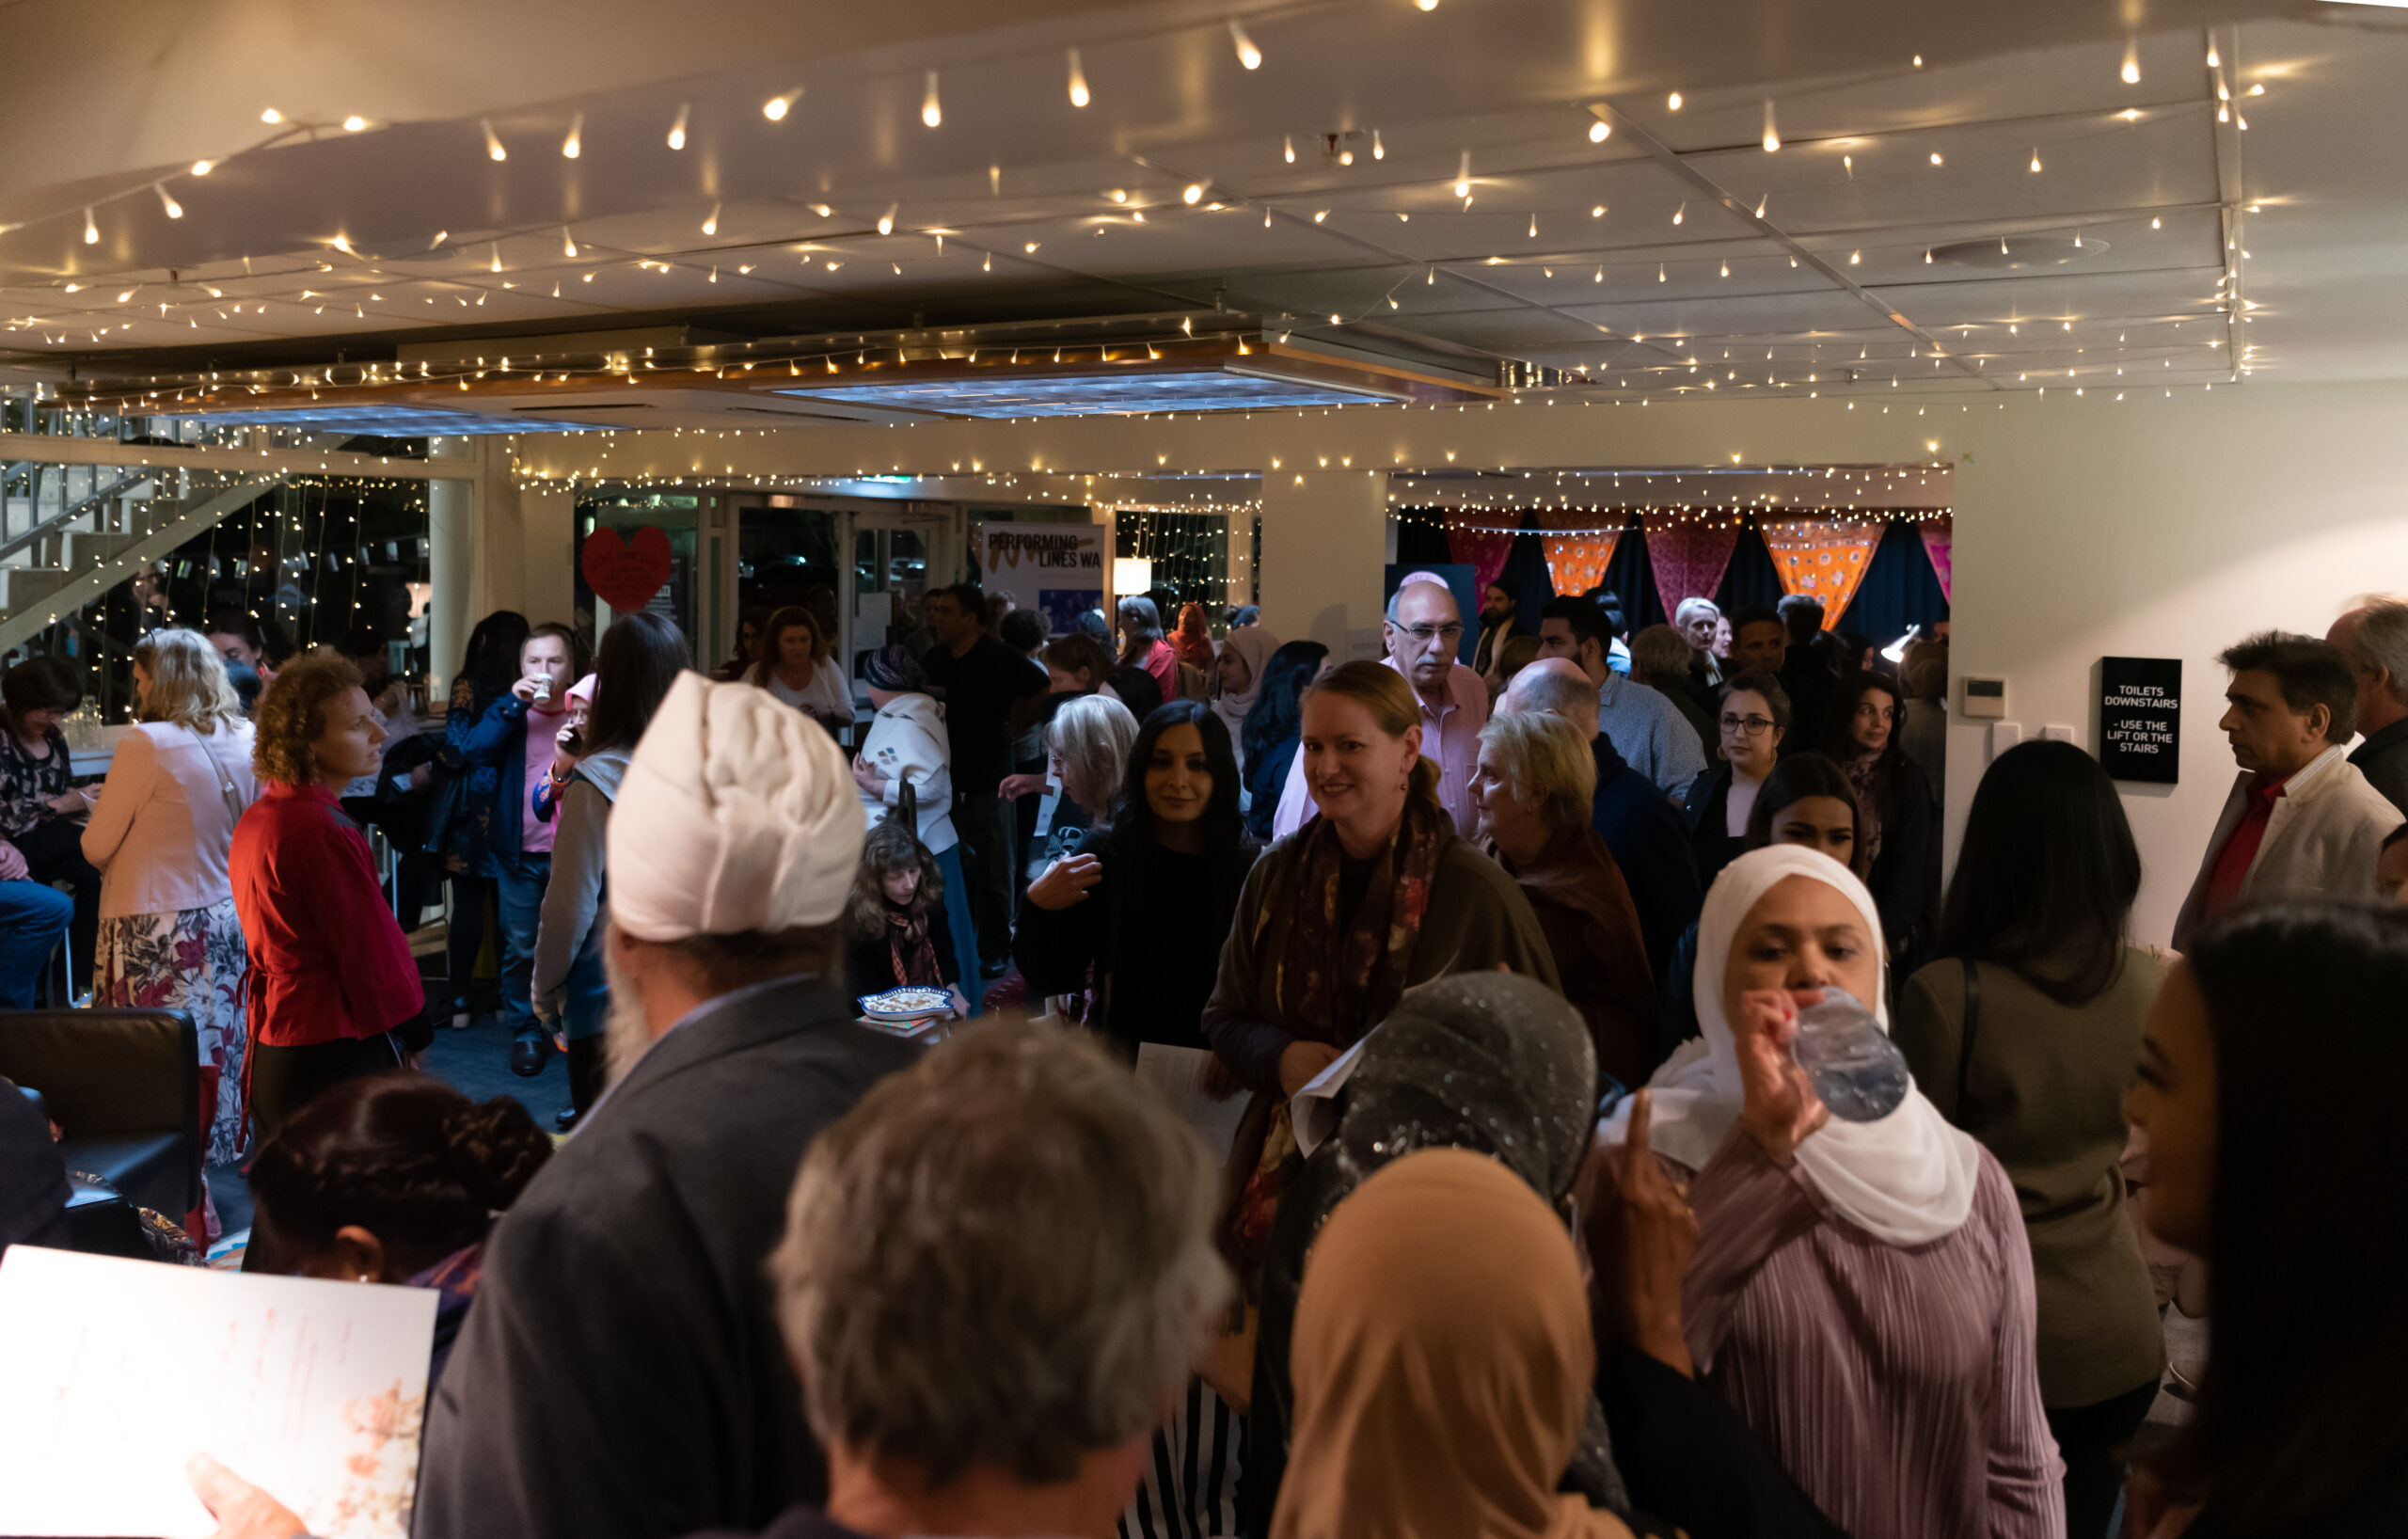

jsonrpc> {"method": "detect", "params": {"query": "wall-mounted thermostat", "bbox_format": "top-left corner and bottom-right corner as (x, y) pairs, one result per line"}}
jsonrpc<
(1962, 676), (2008, 720)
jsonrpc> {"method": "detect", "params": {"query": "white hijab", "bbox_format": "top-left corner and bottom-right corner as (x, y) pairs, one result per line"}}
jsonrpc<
(1601, 844), (1983, 1246)
(1212, 625), (1282, 762)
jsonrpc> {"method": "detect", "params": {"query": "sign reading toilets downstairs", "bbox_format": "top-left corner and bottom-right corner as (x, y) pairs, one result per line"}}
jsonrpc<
(2099, 657), (2181, 784)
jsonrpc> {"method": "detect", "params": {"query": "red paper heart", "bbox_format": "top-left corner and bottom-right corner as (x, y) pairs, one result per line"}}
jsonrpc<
(581, 526), (673, 612)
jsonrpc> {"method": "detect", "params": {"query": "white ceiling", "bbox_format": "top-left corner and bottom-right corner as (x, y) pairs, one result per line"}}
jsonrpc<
(4, 0), (2402, 414)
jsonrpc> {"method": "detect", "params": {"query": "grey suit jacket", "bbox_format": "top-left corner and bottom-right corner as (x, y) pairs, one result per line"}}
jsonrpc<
(414, 975), (922, 1539)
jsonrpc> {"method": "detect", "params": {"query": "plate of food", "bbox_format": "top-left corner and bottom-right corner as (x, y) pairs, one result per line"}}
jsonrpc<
(860, 986), (952, 1023)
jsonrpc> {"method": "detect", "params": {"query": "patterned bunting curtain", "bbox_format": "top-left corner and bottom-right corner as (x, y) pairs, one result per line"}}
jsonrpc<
(1640, 511), (1739, 620)
(1918, 514), (1954, 601)
(1443, 510), (1519, 595)
(1762, 516), (1886, 627)
(1540, 510), (1621, 596)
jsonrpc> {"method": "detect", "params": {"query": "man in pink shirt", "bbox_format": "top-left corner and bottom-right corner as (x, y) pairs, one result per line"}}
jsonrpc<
(1272, 574), (1489, 840)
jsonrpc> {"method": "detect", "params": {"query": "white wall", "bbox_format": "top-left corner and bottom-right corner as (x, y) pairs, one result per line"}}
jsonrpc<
(515, 379), (2408, 944)
(1946, 381), (2408, 945)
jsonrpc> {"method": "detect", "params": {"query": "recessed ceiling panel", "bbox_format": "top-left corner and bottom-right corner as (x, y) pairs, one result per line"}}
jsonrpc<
(775, 366), (1396, 418)
(184, 404), (611, 433)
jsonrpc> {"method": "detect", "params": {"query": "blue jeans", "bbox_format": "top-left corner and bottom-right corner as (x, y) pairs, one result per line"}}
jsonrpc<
(559, 926), (609, 1042)
(0, 881), (71, 1008)
(932, 844), (982, 1018)
(490, 850), (552, 1042)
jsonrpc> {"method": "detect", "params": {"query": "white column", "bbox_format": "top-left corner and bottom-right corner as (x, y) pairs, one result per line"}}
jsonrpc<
(1257, 469), (1388, 656)
(426, 436), (474, 691)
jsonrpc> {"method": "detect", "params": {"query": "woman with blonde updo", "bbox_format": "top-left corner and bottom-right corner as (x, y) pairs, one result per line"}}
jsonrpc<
(83, 628), (259, 1230)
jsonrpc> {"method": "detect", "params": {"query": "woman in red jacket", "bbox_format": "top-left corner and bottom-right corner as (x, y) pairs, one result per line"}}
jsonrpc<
(230, 652), (427, 1145)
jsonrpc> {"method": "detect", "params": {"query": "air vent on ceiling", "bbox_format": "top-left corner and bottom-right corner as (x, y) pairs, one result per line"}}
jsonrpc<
(1929, 234), (2108, 270)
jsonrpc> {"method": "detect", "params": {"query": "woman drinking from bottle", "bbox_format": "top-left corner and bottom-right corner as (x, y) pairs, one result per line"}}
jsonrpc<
(1600, 845), (2059, 1539)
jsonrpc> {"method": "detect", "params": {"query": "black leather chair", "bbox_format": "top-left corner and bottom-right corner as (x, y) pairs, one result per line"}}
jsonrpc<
(0, 1010), (200, 1219)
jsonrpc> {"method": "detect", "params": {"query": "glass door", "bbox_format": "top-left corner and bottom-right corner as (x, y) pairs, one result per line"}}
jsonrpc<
(845, 504), (958, 684)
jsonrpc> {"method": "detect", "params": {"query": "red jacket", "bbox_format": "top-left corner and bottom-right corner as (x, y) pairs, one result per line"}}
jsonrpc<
(230, 782), (424, 1048)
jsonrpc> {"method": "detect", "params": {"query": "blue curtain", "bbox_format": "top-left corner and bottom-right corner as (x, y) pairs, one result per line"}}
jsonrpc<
(1836, 518), (1950, 644)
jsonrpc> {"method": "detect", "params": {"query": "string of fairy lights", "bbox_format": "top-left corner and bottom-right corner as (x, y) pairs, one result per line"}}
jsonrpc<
(1391, 504), (1951, 535)
(5, 17), (2267, 407)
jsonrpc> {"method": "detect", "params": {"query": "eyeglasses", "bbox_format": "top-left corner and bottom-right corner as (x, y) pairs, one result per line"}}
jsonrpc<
(1391, 622), (1465, 645)
(1719, 714), (1777, 737)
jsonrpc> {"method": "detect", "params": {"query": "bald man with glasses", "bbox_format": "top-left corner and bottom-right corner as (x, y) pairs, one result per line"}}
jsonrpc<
(1269, 574), (1490, 840)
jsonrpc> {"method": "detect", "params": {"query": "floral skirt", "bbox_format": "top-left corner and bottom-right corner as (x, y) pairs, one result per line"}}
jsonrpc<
(95, 898), (249, 1166)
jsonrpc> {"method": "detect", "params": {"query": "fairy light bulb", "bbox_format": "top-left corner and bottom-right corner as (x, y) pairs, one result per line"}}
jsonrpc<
(1228, 21), (1261, 69)
(1283, 135), (1295, 163)
(1182, 182), (1204, 204)
(562, 227), (577, 258)
(190, 160), (213, 176)
(341, 115), (368, 133)
(1754, 194), (1767, 218)
(1671, 200), (1684, 225)
(1668, 91), (1682, 111)
(1067, 49), (1090, 106)
(921, 72), (942, 127)
(702, 202), (720, 236)
(1453, 151), (1471, 198)
(667, 104), (689, 150)
(764, 89), (800, 121)
(154, 185), (182, 218)
(1929, 151), (1943, 165)
(332, 233), (355, 255)
(2121, 45), (2140, 85)
(2030, 148), (2042, 172)
(1762, 102), (1780, 151)
(2206, 41), (2221, 68)
(491, 243), (503, 273)
(261, 106), (282, 124)
(562, 114), (582, 158)
(1372, 129), (1385, 160)
(483, 119), (507, 161)
(879, 205), (896, 234)
(1589, 119), (1608, 143)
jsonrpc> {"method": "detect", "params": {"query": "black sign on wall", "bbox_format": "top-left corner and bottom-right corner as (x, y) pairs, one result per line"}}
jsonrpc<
(2099, 657), (2182, 784)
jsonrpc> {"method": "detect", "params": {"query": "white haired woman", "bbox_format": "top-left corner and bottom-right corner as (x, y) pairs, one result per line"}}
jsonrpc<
(82, 629), (259, 1232)
(1603, 845), (2059, 1539)
(1475, 710), (1656, 1092)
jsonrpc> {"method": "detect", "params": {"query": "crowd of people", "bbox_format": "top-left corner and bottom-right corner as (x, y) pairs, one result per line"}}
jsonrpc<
(6, 577), (2408, 1539)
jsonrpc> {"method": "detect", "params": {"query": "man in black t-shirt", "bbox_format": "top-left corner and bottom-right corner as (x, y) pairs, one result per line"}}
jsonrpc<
(919, 583), (1046, 976)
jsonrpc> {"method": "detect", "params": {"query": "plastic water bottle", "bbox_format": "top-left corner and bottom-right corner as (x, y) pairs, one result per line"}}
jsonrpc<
(1790, 987), (1912, 1122)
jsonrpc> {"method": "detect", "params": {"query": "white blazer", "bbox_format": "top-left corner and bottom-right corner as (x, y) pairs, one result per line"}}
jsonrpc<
(2172, 743), (2400, 950)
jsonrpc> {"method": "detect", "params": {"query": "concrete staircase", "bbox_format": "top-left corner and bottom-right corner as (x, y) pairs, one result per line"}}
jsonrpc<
(0, 465), (286, 652)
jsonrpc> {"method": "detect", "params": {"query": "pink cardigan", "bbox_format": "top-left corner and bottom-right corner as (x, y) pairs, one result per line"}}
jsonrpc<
(82, 720), (260, 918)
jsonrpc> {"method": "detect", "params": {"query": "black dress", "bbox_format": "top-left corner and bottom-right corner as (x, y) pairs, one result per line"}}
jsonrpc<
(1012, 826), (1256, 1056)
(1681, 763), (1747, 894)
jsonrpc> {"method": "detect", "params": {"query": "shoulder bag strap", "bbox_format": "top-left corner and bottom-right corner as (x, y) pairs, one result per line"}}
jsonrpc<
(185, 724), (251, 824)
(1954, 958), (1983, 1128)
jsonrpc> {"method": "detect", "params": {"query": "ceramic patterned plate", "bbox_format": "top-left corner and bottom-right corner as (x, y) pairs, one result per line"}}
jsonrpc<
(861, 987), (951, 1021)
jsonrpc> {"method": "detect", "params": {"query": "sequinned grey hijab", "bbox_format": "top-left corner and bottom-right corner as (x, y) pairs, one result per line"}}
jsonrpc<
(1256, 972), (1627, 1517)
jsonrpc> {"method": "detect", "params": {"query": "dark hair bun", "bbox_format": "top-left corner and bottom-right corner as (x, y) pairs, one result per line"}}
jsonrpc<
(442, 1098), (553, 1211)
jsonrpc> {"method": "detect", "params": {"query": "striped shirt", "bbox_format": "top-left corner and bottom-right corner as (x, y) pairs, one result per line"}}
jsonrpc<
(1679, 1131), (2065, 1539)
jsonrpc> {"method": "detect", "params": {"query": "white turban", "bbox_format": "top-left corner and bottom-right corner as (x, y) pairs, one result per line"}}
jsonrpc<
(608, 672), (865, 939)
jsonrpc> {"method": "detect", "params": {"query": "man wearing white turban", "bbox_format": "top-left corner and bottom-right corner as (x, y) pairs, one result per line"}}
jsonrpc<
(416, 673), (928, 1539)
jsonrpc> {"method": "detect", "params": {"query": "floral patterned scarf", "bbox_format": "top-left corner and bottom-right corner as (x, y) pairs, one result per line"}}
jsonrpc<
(1842, 750), (1887, 871)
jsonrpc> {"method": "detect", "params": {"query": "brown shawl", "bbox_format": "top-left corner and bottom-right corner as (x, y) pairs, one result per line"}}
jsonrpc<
(1220, 792), (1453, 1278)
